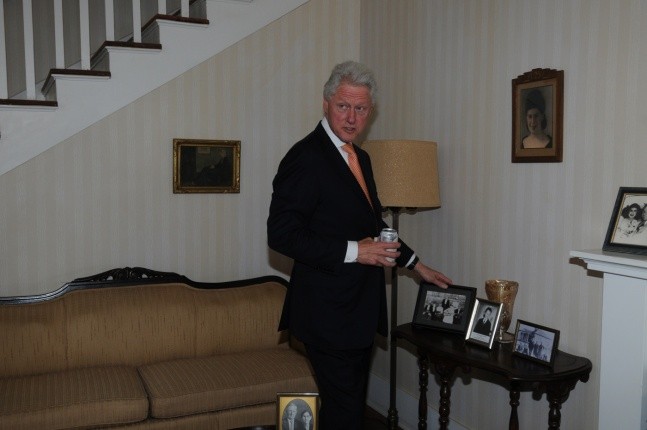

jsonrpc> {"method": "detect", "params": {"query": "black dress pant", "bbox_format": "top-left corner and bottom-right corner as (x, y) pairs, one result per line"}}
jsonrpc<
(305, 343), (373, 430)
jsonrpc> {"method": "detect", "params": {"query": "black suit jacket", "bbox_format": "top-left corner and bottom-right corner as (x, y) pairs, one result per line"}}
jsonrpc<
(268, 122), (415, 349)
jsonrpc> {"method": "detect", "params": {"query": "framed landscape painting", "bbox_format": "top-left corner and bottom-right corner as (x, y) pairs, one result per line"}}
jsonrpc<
(173, 138), (240, 194)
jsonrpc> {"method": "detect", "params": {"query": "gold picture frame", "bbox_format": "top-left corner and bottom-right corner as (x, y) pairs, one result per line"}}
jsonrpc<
(512, 68), (564, 163)
(172, 138), (240, 193)
(277, 393), (319, 430)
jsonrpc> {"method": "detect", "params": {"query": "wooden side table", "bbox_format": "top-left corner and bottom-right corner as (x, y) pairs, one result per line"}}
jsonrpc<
(391, 323), (592, 430)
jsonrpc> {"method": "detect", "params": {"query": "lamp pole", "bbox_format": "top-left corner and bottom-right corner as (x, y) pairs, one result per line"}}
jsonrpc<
(387, 206), (402, 430)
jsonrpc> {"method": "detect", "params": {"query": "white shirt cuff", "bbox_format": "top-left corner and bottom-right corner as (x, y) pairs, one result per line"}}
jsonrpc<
(345, 241), (359, 263)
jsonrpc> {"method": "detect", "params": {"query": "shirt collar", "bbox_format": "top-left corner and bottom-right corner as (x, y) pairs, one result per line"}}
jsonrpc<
(321, 117), (347, 150)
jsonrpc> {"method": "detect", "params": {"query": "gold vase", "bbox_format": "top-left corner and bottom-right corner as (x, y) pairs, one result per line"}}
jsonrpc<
(485, 279), (519, 343)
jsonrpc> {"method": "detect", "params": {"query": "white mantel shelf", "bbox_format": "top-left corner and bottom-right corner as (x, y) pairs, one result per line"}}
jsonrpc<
(570, 249), (647, 430)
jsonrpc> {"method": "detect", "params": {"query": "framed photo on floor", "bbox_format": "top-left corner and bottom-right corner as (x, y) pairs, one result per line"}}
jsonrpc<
(511, 68), (564, 163)
(172, 138), (240, 193)
(277, 393), (318, 430)
(465, 298), (502, 349)
(412, 282), (477, 335)
(512, 320), (560, 367)
(602, 187), (647, 255)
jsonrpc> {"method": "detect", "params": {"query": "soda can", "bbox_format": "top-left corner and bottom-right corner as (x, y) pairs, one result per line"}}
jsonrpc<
(380, 228), (398, 262)
(380, 228), (398, 243)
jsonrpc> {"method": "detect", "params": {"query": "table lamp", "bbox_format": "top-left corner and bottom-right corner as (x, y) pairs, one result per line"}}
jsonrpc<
(361, 139), (441, 428)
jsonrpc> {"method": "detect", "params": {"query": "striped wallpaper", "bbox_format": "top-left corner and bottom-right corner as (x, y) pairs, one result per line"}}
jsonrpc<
(1, 0), (646, 428)
(361, 0), (646, 428)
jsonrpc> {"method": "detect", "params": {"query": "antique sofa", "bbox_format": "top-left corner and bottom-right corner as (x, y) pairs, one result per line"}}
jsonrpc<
(0, 267), (317, 429)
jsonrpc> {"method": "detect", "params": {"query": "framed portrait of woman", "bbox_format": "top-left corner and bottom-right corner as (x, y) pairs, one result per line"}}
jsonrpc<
(603, 187), (647, 255)
(511, 68), (564, 163)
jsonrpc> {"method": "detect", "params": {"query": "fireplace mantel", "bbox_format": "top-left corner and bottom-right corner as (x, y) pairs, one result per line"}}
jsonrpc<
(570, 249), (647, 430)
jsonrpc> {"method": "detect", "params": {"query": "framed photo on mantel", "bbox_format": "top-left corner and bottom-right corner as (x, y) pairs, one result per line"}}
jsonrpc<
(603, 187), (647, 255)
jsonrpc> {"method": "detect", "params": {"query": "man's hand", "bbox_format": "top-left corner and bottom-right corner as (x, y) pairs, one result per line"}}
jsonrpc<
(413, 262), (453, 289)
(356, 237), (400, 267)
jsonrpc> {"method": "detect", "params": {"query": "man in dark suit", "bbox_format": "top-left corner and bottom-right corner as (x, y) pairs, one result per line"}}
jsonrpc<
(267, 61), (452, 429)
(473, 307), (493, 335)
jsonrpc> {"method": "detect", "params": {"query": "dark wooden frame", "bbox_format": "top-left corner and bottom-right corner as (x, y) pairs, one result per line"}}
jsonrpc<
(0, 267), (288, 305)
(173, 138), (240, 193)
(602, 187), (647, 255)
(465, 298), (503, 349)
(512, 319), (560, 367)
(276, 393), (319, 430)
(412, 282), (476, 335)
(512, 68), (564, 163)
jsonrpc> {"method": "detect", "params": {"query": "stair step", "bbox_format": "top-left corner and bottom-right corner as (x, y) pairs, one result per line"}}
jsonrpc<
(41, 69), (112, 101)
(0, 99), (57, 109)
(91, 41), (163, 72)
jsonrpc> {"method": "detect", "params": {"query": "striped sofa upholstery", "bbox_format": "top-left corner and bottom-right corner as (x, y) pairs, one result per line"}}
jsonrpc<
(0, 268), (317, 430)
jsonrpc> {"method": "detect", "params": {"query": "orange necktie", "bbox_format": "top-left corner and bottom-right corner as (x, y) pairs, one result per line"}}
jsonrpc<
(342, 143), (372, 206)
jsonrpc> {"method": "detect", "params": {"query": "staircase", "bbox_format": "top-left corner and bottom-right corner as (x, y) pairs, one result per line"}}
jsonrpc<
(0, 0), (309, 177)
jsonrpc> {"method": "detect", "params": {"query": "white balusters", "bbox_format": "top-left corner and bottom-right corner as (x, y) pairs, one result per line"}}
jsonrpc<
(0, 1), (7, 99)
(105, 0), (115, 41)
(158, 0), (167, 15)
(53, 0), (65, 69)
(22, 0), (36, 98)
(132, 0), (141, 43)
(79, 0), (90, 69)
(182, 0), (190, 17)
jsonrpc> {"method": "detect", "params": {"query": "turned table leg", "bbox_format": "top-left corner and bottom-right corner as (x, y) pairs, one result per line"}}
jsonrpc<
(509, 383), (521, 430)
(434, 361), (456, 430)
(417, 354), (429, 430)
(545, 378), (579, 430)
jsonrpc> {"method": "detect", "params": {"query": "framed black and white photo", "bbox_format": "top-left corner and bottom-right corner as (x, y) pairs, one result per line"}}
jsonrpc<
(512, 320), (560, 367)
(277, 393), (318, 430)
(173, 138), (240, 193)
(412, 282), (477, 335)
(603, 187), (647, 255)
(512, 68), (564, 163)
(465, 298), (503, 349)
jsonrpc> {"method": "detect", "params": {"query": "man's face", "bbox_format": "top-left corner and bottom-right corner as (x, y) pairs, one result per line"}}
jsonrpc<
(323, 82), (373, 143)
(287, 405), (297, 419)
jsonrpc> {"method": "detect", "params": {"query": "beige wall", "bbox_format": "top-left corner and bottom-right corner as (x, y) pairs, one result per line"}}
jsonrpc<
(2, 0), (647, 427)
(361, 0), (647, 428)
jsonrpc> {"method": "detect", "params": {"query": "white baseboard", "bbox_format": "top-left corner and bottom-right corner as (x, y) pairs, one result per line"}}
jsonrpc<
(367, 372), (469, 430)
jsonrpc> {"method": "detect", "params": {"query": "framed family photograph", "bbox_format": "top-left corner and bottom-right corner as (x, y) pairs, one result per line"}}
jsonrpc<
(603, 187), (647, 255)
(511, 68), (564, 163)
(172, 138), (240, 194)
(465, 298), (503, 349)
(277, 393), (318, 430)
(512, 320), (560, 367)
(412, 282), (477, 335)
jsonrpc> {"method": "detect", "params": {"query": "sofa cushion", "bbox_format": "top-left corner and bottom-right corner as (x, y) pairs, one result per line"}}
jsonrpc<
(0, 366), (148, 430)
(138, 348), (317, 419)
